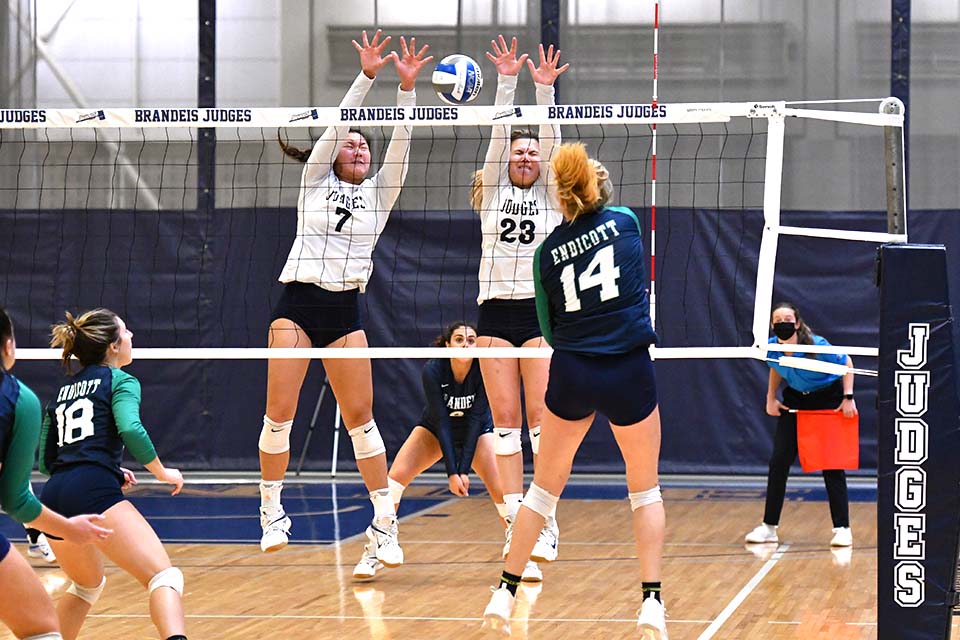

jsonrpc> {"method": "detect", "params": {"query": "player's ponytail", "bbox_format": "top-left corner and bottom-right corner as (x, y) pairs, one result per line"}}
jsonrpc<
(552, 142), (601, 221)
(469, 170), (484, 214)
(277, 130), (311, 163)
(51, 308), (121, 372)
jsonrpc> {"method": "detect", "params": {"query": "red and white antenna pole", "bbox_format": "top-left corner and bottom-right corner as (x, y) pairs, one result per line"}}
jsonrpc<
(650, 0), (660, 327)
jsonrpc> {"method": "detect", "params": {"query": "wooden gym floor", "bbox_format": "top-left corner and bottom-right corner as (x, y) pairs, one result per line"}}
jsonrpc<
(3, 478), (957, 639)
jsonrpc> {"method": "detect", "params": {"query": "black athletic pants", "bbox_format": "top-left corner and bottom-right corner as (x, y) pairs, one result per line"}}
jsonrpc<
(762, 379), (850, 528)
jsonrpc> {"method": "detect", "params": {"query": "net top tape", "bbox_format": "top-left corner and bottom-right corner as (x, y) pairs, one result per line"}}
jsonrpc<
(0, 101), (903, 129)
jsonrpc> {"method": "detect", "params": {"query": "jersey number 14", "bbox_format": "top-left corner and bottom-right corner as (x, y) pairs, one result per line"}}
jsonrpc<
(559, 245), (621, 312)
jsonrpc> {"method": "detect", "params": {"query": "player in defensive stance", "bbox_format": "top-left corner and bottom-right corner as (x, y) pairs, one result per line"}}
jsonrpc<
(470, 35), (569, 579)
(259, 30), (432, 565)
(482, 144), (668, 639)
(354, 322), (539, 580)
(40, 309), (186, 640)
(0, 306), (112, 640)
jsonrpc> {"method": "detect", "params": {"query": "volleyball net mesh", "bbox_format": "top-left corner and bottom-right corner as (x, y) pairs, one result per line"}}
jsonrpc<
(1, 101), (903, 369)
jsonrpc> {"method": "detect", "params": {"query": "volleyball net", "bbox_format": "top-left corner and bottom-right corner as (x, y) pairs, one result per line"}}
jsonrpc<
(2, 99), (904, 373)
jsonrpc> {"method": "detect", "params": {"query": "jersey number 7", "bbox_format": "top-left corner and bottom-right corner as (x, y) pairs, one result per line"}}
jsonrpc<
(334, 206), (353, 232)
(559, 245), (621, 312)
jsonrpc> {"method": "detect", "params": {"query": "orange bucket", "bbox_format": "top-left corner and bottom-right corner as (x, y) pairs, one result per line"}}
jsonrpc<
(795, 410), (860, 473)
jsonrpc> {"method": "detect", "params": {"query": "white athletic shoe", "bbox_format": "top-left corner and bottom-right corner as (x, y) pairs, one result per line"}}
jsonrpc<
(260, 509), (291, 553)
(830, 527), (853, 547)
(353, 543), (385, 581)
(744, 523), (778, 544)
(367, 518), (403, 567)
(482, 584), (515, 637)
(636, 596), (669, 640)
(521, 560), (543, 583)
(501, 516), (513, 559)
(530, 516), (559, 563)
(27, 534), (56, 563)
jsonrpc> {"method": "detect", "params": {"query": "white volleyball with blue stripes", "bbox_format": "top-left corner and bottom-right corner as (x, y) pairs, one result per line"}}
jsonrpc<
(432, 54), (483, 105)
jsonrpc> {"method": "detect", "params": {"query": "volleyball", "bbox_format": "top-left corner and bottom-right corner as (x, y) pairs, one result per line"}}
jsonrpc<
(432, 54), (483, 105)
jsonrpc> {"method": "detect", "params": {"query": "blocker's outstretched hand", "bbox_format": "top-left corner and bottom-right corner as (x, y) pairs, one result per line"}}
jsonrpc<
(394, 36), (433, 92)
(486, 34), (528, 77)
(353, 29), (397, 80)
(526, 43), (569, 86)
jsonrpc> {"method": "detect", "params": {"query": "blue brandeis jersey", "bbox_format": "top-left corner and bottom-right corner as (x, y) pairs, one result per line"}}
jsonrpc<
(41, 365), (157, 480)
(420, 358), (492, 476)
(534, 206), (657, 354)
(0, 370), (43, 523)
(767, 335), (846, 392)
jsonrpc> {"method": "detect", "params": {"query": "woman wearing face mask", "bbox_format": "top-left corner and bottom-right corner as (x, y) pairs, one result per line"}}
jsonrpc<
(353, 322), (506, 581)
(744, 302), (857, 548)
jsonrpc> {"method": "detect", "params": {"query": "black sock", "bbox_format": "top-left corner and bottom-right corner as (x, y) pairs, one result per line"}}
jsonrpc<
(499, 571), (522, 596)
(642, 582), (662, 602)
(25, 528), (40, 544)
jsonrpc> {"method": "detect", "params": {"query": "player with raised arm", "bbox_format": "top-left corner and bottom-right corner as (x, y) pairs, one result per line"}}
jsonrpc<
(471, 35), (569, 580)
(258, 30), (433, 568)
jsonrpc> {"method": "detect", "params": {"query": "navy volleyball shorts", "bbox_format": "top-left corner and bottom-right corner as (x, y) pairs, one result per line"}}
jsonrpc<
(545, 346), (658, 425)
(41, 463), (126, 523)
(271, 282), (362, 347)
(477, 298), (543, 346)
(0, 532), (10, 563)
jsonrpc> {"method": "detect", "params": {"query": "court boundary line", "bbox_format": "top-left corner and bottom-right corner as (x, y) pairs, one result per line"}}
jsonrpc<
(695, 543), (790, 639)
(86, 613), (714, 624)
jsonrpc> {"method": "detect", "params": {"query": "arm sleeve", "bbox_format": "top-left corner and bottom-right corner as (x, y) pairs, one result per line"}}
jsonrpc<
(533, 244), (554, 345)
(457, 384), (490, 475)
(301, 72), (375, 187)
(535, 82), (560, 207)
(0, 383), (43, 523)
(111, 372), (158, 465)
(371, 85), (417, 220)
(481, 74), (518, 207)
(421, 367), (458, 476)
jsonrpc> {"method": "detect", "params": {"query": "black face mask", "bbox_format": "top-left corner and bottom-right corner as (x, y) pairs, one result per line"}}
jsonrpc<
(773, 322), (797, 340)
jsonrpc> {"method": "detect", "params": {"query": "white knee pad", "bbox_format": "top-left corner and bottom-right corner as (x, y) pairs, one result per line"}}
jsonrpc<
(387, 477), (406, 504)
(523, 483), (559, 519)
(66, 576), (106, 605)
(529, 425), (541, 455)
(258, 415), (293, 454)
(148, 567), (184, 596)
(493, 427), (522, 456)
(349, 419), (385, 460)
(24, 634), (63, 640)
(629, 485), (663, 510)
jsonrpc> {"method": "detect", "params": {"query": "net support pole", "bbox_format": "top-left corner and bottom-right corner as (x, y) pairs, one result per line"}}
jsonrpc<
(881, 97), (907, 237)
(751, 112), (785, 348)
(877, 244), (960, 638)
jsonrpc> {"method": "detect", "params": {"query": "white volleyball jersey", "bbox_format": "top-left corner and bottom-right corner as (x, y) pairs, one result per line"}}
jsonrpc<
(279, 73), (415, 292)
(476, 74), (562, 304)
